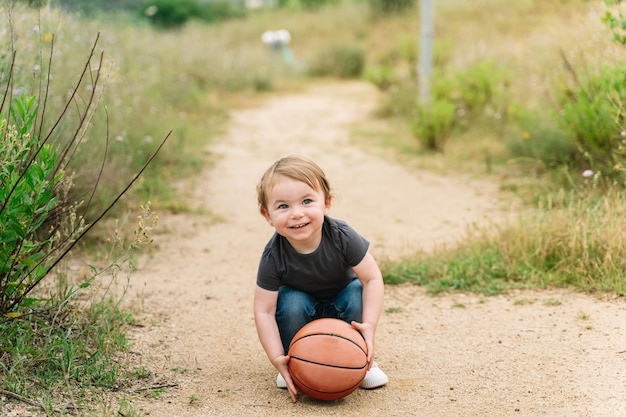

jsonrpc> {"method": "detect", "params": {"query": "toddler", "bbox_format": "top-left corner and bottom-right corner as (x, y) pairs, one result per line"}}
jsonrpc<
(253, 155), (388, 402)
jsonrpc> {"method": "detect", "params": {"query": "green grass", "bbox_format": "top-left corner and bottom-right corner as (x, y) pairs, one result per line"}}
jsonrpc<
(382, 188), (626, 296)
(0, 297), (148, 415)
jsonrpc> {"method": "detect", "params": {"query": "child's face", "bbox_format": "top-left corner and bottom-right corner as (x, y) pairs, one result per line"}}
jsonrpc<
(261, 174), (331, 252)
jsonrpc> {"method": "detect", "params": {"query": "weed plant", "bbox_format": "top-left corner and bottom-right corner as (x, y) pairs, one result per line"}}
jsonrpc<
(1, 6), (162, 414)
(336, 0), (626, 295)
(308, 44), (366, 78)
(2, 4), (274, 213)
(382, 189), (626, 296)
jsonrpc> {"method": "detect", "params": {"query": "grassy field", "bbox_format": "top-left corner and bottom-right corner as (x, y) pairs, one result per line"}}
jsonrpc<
(1, 0), (624, 415)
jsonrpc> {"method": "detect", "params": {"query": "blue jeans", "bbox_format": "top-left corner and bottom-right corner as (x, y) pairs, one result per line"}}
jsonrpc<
(276, 278), (363, 354)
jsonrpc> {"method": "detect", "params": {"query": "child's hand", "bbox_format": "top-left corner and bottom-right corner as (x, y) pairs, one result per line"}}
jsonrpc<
(351, 321), (375, 369)
(272, 354), (298, 403)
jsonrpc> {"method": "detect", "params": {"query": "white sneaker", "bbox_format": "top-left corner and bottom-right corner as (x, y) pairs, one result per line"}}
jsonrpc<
(276, 373), (287, 389)
(360, 363), (388, 389)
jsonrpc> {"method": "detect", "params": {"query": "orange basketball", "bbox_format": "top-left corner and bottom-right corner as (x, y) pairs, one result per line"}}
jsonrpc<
(287, 318), (368, 401)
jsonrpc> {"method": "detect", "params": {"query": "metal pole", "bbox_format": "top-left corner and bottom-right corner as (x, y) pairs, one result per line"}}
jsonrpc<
(418, 0), (434, 105)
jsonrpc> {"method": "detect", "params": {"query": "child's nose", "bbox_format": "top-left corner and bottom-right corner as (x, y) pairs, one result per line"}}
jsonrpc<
(291, 208), (304, 218)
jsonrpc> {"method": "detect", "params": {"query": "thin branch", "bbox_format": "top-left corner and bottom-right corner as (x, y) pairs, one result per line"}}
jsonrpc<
(58, 50), (104, 171)
(42, 33), (100, 148)
(0, 50), (17, 217)
(7, 131), (172, 312)
(62, 53), (111, 177)
(134, 383), (178, 393)
(82, 104), (110, 217)
(36, 22), (55, 141)
(0, 388), (47, 414)
(0, 51), (16, 118)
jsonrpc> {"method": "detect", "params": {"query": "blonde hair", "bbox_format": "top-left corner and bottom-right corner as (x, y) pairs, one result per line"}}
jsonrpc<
(256, 155), (331, 212)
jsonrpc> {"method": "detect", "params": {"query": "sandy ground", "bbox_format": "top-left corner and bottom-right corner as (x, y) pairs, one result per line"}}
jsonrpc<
(3, 81), (625, 416)
(122, 81), (626, 417)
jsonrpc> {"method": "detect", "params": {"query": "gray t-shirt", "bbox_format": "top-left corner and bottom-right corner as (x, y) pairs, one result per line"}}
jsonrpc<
(256, 216), (370, 300)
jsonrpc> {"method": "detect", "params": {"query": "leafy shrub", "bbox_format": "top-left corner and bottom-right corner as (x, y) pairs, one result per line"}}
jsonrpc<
(375, 79), (419, 118)
(432, 61), (507, 128)
(602, 1), (626, 45)
(411, 98), (457, 151)
(507, 106), (580, 171)
(507, 62), (626, 186)
(18, 0), (48, 7)
(0, 98), (74, 315)
(278, 0), (340, 9)
(142, 0), (201, 29)
(405, 61), (506, 151)
(0, 33), (167, 317)
(308, 44), (365, 79)
(368, 0), (415, 14)
(50, 0), (145, 13)
(364, 64), (394, 90)
(197, 1), (246, 23)
(450, 61), (499, 113)
(555, 64), (625, 183)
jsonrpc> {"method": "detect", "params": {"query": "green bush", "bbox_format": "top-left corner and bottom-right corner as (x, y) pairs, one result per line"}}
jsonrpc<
(0, 96), (79, 315)
(368, 0), (415, 14)
(507, 106), (580, 171)
(278, 0), (340, 9)
(602, 2), (626, 45)
(557, 65), (626, 180)
(142, 0), (201, 28)
(404, 61), (505, 152)
(141, 0), (246, 29)
(51, 0), (145, 13)
(411, 98), (457, 151)
(0, 30), (167, 317)
(1, 22), (161, 413)
(432, 61), (507, 128)
(19, 0), (48, 7)
(506, 62), (625, 186)
(364, 64), (394, 91)
(308, 44), (366, 79)
(197, 1), (246, 23)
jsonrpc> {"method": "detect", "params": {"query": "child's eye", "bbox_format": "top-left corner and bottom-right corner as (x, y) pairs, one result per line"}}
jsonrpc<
(302, 199), (312, 205)
(278, 203), (288, 210)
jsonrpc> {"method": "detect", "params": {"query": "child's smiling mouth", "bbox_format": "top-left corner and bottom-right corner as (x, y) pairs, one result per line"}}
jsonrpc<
(290, 222), (309, 229)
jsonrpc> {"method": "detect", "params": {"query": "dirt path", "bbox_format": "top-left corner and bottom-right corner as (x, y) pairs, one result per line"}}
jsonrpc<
(124, 81), (626, 417)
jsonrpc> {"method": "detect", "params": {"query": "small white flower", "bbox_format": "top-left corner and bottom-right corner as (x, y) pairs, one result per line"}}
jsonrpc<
(33, 64), (41, 72)
(621, 131), (625, 137)
(116, 135), (124, 142)
(582, 169), (593, 178)
(33, 25), (40, 33)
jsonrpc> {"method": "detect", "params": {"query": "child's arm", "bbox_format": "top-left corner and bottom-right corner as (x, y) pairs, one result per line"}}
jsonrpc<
(351, 251), (385, 368)
(253, 285), (298, 402)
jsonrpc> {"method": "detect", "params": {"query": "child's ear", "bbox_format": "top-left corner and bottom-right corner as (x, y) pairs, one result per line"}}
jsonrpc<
(260, 208), (273, 226)
(324, 196), (332, 214)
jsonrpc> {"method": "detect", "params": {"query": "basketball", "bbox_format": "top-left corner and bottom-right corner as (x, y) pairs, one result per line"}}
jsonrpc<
(287, 318), (368, 401)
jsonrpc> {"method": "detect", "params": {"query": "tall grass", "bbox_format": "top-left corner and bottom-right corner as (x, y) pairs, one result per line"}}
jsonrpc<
(362, 1), (626, 296)
(383, 189), (626, 296)
(2, 4), (289, 214)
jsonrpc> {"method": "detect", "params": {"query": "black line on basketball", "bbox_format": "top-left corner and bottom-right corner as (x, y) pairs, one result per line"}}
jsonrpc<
(292, 332), (367, 355)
